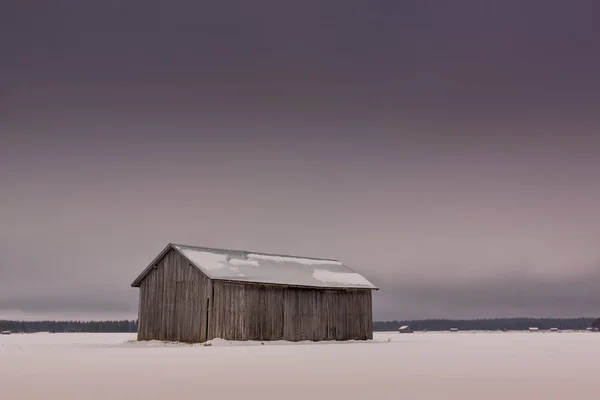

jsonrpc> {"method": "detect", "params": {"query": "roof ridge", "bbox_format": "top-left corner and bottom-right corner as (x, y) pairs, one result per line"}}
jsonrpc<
(170, 243), (341, 263)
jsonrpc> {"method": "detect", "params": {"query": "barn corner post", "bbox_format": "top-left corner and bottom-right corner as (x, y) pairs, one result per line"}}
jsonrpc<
(136, 285), (143, 341)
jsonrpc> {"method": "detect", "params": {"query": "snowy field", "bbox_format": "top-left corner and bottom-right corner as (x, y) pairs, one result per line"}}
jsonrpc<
(1, 331), (598, 399)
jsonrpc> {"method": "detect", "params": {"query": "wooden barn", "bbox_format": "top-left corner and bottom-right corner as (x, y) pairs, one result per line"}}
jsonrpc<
(131, 243), (378, 343)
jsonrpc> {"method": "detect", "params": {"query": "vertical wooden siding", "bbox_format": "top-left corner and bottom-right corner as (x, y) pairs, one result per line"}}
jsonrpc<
(210, 281), (373, 342)
(137, 249), (212, 342)
(211, 283), (285, 341)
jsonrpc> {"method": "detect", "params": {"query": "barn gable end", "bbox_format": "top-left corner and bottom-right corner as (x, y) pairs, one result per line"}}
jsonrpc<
(137, 248), (212, 343)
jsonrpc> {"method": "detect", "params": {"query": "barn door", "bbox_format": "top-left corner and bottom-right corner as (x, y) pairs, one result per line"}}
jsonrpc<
(175, 281), (191, 342)
(205, 296), (210, 341)
(203, 283), (214, 342)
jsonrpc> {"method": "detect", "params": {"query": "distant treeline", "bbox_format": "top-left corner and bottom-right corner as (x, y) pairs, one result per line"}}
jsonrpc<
(0, 319), (138, 333)
(1, 318), (598, 334)
(373, 318), (599, 332)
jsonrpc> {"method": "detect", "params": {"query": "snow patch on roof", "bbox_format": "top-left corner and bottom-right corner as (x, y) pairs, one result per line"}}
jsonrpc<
(178, 248), (231, 271)
(229, 258), (260, 267)
(248, 253), (342, 266)
(312, 269), (374, 287)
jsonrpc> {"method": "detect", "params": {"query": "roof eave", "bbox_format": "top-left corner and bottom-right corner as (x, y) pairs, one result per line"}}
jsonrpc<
(211, 278), (379, 291)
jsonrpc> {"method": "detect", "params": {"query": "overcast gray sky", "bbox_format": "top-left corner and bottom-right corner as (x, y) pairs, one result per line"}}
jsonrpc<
(2, 0), (600, 321)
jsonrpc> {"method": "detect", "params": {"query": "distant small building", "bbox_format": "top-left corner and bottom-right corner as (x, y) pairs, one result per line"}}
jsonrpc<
(1, 330), (10, 335)
(550, 328), (559, 332)
(398, 325), (413, 333)
(529, 327), (539, 332)
(450, 328), (458, 332)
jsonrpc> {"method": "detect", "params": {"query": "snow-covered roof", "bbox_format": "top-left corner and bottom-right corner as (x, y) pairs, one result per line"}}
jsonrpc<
(132, 243), (378, 290)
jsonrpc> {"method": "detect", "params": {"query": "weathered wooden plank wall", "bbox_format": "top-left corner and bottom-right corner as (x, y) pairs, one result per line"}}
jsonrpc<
(137, 249), (212, 342)
(210, 281), (373, 342)
(211, 283), (285, 341)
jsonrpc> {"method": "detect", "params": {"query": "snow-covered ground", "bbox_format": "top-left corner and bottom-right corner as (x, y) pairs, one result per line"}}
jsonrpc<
(1, 331), (598, 399)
